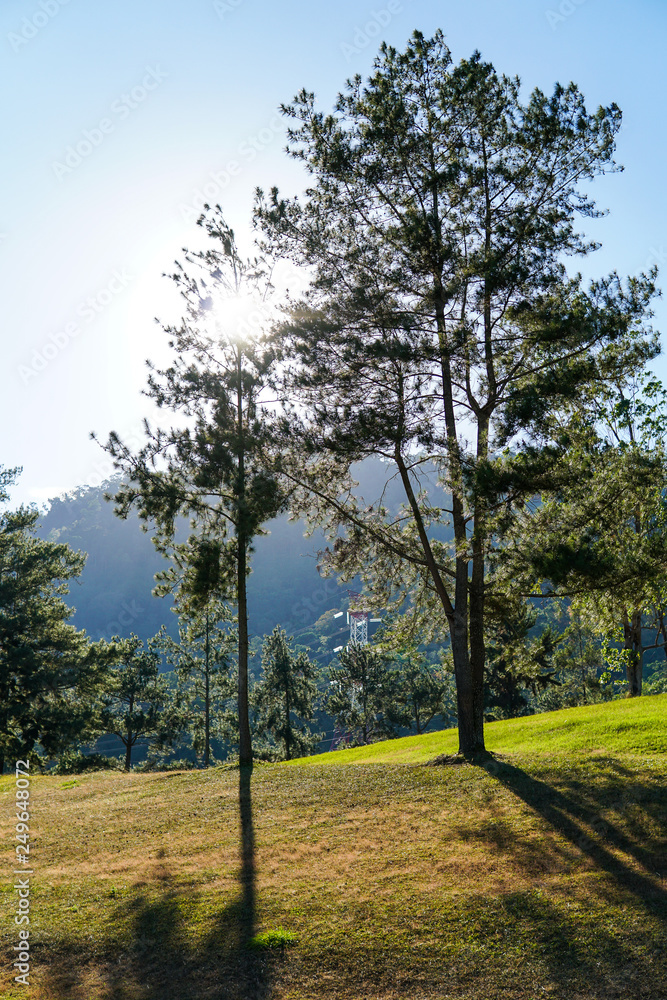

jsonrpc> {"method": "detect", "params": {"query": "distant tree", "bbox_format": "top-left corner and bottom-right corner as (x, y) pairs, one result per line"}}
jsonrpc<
(484, 601), (559, 719)
(644, 663), (667, 695)
(99, 634), (181, 770)
(155, 596), (235, 767)
(511, 375), (667, 697)
(326, 644), (401, 745)
(253, 626), (320, 760)
(102, 207), (288, 766)
(545, 607), (609, 708)
(0, 468), (110, 772)
(391, 651), (451, 734)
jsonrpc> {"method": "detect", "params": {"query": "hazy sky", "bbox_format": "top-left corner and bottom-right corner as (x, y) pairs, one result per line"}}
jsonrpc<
(2, 0), (665, 507)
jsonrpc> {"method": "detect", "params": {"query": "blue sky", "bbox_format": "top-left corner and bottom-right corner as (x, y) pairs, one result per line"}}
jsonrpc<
(1, 0), (665, 505)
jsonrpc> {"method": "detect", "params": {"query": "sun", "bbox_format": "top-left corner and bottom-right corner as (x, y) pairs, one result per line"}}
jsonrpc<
(201, 289), (273, 345)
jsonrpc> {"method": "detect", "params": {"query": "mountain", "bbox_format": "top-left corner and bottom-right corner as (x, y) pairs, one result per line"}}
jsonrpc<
(37, 457), (449, 651)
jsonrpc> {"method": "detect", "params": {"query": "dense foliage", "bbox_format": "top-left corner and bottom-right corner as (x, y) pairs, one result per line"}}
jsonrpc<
(0, 468), (111, 772)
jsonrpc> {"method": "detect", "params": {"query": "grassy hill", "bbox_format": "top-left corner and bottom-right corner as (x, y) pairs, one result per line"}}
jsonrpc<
(1, 696), (666, 1000)
(287, 694), (667, 766)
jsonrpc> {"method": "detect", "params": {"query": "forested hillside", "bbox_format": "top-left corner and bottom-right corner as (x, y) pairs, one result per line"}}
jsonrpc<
(36, 457), (446, 653)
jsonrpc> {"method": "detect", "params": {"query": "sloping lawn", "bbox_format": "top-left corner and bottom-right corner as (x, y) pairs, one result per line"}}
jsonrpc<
(0, 696), (665, 999)
(285, 694), (667, 766)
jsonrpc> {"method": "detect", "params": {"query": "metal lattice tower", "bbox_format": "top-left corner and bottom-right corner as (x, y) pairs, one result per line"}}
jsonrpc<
(346, 590), (369, 646)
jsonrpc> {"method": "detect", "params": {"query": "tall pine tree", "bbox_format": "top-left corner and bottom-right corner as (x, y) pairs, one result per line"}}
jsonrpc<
(155, 596), (235, 767)
(257, 30), (658, 753)
(99, 633), (180, 771)
(103, 208), (287, 766)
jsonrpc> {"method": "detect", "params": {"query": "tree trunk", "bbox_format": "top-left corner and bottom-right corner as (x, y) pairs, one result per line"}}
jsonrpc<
(624, 610), (643, 697)
(204, 612), (210, 768)
(125, 694), (134, 771)
(0, 702), (6, 774)
(236, 348), (253, 767)
(284, 686), (291, 761)
(393, 440), (485, 754)
(453, 499), (484, 755)
(237, 531), (252, 766)
(467, 415), (490, 755)
(452, 609), (484, 754)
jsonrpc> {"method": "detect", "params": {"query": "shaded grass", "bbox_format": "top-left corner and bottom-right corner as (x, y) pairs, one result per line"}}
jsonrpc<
(0, 698), (666, 998)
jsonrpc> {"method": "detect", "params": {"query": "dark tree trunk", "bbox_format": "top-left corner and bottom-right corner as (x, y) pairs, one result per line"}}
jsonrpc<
(393, 440), (486, 754)
(436, 283), (486, 755)
(624, 610), (643, 697)
(236, 349), (253, 767)
(453, 503), (484, 756)
(204, 612), (210, 768)
(468, 542), (487, 752)
(0, 702), (6, 774)
(124, 693), (134, 771)
(237, 531), (252, 766)
(452, 608), (484, 755)
(284, 687), (291, 761)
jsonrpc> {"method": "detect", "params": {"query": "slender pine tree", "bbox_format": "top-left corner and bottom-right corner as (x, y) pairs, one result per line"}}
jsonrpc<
(254, 627), (320, 760)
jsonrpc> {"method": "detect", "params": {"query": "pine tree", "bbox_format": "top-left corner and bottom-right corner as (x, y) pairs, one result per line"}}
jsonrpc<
(257, 30), (658, 753)
(509, 375), (667, 697)
(547, 608), (608, 708)
(155, 596), (235, 766)
(326, 644), (400, 746)
(484, 601), (559, 719)
(0, 469), (110, 772)
(102, 207), (287, 766)
(391, 651), (452, 734)
(254, 627), (320, 760)
(98, 633), (181, 771)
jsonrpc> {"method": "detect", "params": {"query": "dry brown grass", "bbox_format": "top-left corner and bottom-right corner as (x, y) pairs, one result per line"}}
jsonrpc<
(0, 755), (666, 999)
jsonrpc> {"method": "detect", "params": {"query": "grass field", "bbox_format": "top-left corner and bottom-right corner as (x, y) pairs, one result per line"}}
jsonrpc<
(1, 695), (666, 999)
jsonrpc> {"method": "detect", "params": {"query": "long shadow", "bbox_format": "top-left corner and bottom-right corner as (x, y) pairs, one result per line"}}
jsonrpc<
(433, 755), (667, 996)
(238, 762), (256, 948)
(39, 765), (275, 1000)
(479, 756), (667, 918)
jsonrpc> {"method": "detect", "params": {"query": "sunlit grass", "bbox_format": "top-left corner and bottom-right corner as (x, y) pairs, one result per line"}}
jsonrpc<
(0, 696), (665, 999)
(284, 692), (667, 766)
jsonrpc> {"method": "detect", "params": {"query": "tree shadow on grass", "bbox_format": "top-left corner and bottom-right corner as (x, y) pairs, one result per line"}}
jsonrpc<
(470, 755), (667, 996)
(479, 757), (667, 885)
(40, 765), (276, 1000)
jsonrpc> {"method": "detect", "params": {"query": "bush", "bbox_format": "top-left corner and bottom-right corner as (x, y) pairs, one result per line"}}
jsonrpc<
(52, 751), (121, 774)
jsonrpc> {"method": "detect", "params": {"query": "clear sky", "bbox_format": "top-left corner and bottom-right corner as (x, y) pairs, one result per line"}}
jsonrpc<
(1, 0), (665, 506)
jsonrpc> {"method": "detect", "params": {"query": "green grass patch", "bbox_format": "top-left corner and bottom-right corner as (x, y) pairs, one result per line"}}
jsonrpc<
(284, 692), (667, 766)
(248, 927), (298, 950)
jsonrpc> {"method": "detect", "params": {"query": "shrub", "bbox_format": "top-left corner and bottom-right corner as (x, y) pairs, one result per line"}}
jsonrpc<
(52, 751), (120, 774)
